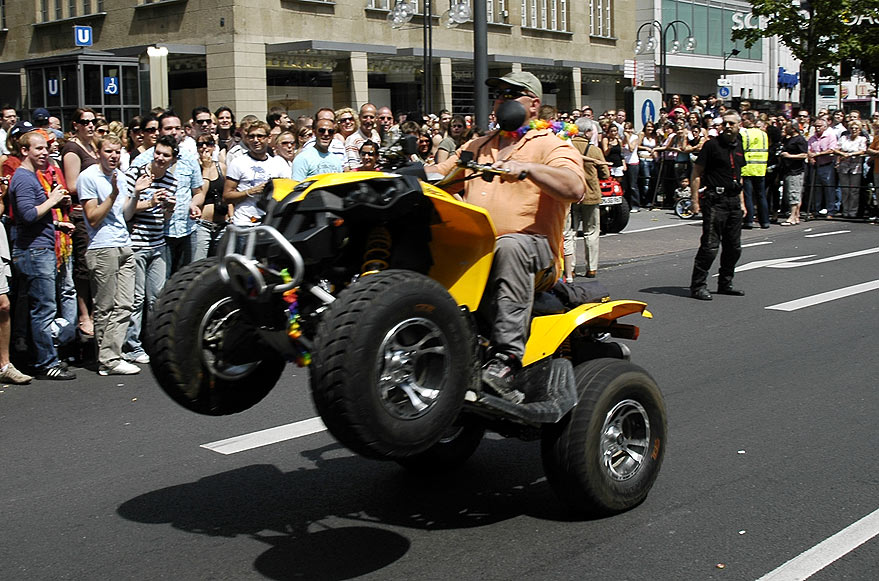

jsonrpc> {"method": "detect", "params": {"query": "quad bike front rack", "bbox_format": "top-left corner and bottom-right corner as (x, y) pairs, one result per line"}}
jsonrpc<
(219, 225), (306, 300)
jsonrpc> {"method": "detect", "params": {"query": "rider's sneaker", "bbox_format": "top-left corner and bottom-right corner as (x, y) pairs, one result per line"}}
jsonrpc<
(481, 352), (525, 404)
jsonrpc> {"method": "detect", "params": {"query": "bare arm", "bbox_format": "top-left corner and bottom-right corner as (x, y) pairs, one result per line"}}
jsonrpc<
(62, 152), (83, 196)
(491, 159), (585, 203)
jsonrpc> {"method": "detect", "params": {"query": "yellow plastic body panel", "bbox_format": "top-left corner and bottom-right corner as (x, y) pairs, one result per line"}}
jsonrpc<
(522, 300), (653, 367)
(420, 183), (496, 310)
(271, 178), (301, 202)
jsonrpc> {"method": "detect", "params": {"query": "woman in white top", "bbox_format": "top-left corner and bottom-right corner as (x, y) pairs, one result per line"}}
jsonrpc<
(835, 120), (867, 218)
(622, 123), (642, 211)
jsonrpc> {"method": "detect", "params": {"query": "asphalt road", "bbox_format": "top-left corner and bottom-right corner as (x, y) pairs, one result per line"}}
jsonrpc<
(2, 212), (877, 580)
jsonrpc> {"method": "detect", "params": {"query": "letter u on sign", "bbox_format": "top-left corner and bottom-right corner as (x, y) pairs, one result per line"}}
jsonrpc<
(74, 25), (93, 47)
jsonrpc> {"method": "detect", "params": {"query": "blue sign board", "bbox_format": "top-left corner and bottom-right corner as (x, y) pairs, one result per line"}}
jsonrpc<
(48, 79), (59, 97)
(74, 25), (93, 47)
(641, 99), (656, 126)
(104, 77), (119, 95)
(718, 86), (732, 99)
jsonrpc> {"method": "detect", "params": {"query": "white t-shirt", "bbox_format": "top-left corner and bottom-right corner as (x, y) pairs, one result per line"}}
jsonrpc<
(226, 154), (289, 226)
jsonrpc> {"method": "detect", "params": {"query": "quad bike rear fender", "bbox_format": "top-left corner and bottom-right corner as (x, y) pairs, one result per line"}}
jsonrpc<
(522, 300), (653, 367)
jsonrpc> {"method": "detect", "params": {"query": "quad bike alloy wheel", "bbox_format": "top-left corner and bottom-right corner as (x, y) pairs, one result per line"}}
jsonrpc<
(148, 259), (286, 415)
(310, 270), (475, 459)
(541, 357), (667, 515)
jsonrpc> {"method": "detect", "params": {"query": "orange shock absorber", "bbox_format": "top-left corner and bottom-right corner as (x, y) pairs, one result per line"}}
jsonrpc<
(361, 226), (392, 275)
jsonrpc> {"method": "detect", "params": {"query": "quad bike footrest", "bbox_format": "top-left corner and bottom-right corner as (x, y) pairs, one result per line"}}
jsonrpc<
(469, 358), (577, 424)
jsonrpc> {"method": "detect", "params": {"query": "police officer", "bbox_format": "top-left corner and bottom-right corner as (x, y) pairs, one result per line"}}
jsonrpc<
(740, 111), (770, 228)
(690, 111), (748, 301)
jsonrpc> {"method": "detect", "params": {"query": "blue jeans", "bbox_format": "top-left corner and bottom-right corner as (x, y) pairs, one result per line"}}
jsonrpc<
(12, 247), (60, 369)
(125, 245), (169, 356)
(743, 176), (768, 227)
(639, 159), (654, 206)
(815, 164), (836, 212)
(52, 254), (76, 346)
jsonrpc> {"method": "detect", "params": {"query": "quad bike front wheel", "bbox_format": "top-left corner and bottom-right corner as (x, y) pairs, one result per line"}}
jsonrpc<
(310, 269), (475, 460)
(148, 259), (286, 415)
(395, 416), (485, 474)
(541, 358), (666, 516)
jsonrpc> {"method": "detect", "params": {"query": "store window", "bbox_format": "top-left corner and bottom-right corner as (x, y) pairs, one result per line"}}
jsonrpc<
(661, 0), (762, 60)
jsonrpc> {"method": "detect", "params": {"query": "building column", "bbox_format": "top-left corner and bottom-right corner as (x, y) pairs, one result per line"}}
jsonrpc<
(333, 52), (370, 110)
(206, 41), (267, 118)
(511, 62), (522, 73)
(571, 67), (582, 111)
(436, 57), (453, 113)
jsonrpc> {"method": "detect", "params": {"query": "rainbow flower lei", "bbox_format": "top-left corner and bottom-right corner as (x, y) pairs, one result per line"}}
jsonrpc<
(499, 119), (579, 140)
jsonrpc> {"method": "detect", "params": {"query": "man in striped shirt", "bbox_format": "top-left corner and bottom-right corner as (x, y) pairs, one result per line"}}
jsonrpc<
(122, 135), (178, 363)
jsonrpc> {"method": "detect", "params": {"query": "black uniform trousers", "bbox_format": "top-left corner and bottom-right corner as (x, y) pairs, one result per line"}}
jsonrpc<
(690, 193), (743, 291)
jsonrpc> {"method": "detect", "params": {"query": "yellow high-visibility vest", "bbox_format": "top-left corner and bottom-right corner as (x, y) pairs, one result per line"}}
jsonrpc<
(741, 128), (768, 177)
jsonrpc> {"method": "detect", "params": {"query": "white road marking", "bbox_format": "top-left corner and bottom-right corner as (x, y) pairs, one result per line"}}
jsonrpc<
(766, 280), (879, 312)
(804, 230), (850, 238)
(735, 256), (816, 272)
(201, 417), (327, 455)
(605, 221), (697, 236)
(769, 247), (879, 269)
(756, 507), (879, 581)
(742, 241), (774, 248)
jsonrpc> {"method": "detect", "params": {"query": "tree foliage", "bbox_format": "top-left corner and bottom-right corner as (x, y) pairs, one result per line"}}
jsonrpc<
(731, 0), (877, 73)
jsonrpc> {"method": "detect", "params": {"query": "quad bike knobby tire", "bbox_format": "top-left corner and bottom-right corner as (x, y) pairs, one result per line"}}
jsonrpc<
(148, 258), (286, 415)
(540, 358), (666, 516)
(310, 269), (475, 460)
(600, 197), (630, 234)
(395, 417), (485, 474)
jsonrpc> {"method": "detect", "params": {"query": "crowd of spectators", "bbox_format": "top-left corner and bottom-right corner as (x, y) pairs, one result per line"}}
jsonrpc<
(549, 95), (879, 222)
(2, 95), (877, 383)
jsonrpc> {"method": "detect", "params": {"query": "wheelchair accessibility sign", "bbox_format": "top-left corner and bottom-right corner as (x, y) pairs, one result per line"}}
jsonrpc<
(104, 77), (119, 95)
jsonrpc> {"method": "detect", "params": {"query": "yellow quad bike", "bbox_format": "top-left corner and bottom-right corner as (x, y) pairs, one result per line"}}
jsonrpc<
(148, 152), (666, 516)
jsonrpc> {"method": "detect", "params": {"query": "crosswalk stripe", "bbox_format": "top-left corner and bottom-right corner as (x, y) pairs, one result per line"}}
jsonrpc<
(766, 280), (879, 312)
(201, 417), (327, 455)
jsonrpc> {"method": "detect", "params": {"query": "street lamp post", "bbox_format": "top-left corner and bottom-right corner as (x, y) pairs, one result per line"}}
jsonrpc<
(634, 19), (696, 97)
(722, 48), (741, 79)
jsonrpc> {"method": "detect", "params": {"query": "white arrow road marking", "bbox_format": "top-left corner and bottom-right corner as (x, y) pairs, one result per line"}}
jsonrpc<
(769, 247), (879, 268)
(742, 241), (774, 248)
(756, 507), (879, 581)
(804, 230), (850, 238)
(734, 256), (816, 272)
(201, 417), (327, 455)
(766, 280), (879, 312)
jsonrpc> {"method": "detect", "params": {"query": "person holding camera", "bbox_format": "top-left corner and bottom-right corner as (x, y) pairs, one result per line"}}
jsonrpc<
(689, 111), (748, 301)
(121, 135), (178, 364)
(9, 130), (73, 380)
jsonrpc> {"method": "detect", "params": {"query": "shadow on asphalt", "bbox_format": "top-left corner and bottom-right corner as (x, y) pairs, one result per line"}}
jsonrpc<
(117, 439), (596, 580)
(638, 286), (693, 298)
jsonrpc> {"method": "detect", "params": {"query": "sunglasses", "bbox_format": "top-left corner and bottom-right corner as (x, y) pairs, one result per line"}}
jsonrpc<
(379, 116), (393, 121)
(195, 118), (212, 125)
(493, 88), (532, 101)
(316, 128), (335, 135)
(246, 133), (268, 140)
(197, 140), (215, 147)
(142, 127), (158, 133)
(339, 117), (355, 123)
(361, 150), (377, 156)
(96, 128), (108, 135)
(77, 118), (96, 125)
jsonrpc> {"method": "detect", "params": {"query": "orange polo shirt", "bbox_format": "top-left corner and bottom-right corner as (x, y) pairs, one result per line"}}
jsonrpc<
(434, 128), (586, 275)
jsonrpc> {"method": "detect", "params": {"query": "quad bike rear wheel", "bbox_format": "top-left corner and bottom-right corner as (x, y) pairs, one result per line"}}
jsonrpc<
(541, 358), (666, 516)
(148, 259), (286, 415)
(310, 269), (475, 460)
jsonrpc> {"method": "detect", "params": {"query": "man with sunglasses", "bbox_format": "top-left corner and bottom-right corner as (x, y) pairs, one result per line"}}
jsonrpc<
(224, 120), (289, 226)
(344, 103), (381, 170)
(292, 118), (343, 181)
(426, 71), (586, 403)
(129, 111), (205, 273)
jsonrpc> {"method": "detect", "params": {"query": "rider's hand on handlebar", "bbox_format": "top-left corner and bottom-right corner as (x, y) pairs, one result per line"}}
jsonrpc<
(491, 160), (530, 182)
